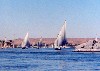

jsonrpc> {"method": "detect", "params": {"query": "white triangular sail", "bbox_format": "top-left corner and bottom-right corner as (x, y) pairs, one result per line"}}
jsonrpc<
(54, 36), (59, 48)
(54, 20), (67, 48)
(4, 37), (7, 48)
(21, 33), (30, 48)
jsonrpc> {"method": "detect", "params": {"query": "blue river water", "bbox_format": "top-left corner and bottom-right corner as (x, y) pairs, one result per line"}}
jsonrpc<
(0, 47), (100, 71)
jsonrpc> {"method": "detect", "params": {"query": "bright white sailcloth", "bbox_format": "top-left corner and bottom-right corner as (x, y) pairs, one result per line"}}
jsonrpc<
(54, 20), (67, 49)
(21, 33), (30, 48)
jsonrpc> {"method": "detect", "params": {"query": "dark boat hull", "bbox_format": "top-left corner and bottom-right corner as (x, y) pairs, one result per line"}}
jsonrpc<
(55, 48), (61, 50)
(22, 47), (26, 49)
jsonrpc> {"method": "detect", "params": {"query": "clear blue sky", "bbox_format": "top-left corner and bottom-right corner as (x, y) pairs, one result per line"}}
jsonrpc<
(0, 0), (100, 39)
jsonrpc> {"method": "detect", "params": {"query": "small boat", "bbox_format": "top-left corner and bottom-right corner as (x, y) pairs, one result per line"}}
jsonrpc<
(21, 33), (30, 49)
(54, 20), (68, 50)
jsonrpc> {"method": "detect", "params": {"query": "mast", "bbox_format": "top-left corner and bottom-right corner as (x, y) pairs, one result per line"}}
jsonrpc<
(38, 36), (43, 48)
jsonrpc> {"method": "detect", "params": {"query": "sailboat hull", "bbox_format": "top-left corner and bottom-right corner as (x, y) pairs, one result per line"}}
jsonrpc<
(54, 20), (67, 50)
(55, 48), (61, 50)
(22, 47), (26, 49)
(22, 46), (28, 49)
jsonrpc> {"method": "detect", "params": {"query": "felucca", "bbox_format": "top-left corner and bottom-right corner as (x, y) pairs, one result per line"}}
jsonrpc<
(21, 33), (30, 49)
(54, 20), (67, 50)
